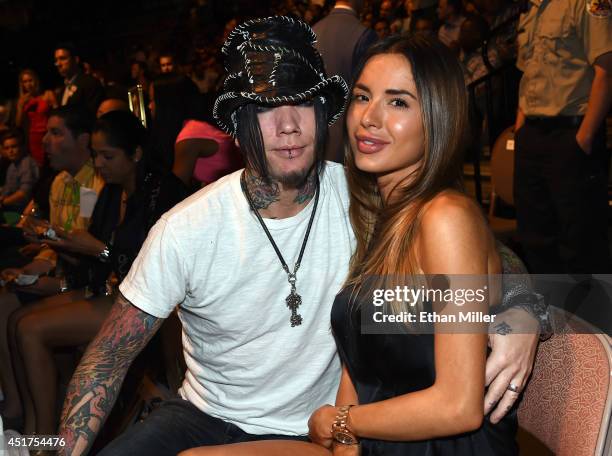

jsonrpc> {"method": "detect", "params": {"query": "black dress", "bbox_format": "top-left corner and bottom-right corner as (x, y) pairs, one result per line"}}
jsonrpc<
(331, 286), (519, 456)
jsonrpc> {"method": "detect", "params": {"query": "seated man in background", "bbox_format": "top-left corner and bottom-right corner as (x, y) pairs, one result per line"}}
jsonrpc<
(0, 130), (39, 216)
(0, 105), (103, 431)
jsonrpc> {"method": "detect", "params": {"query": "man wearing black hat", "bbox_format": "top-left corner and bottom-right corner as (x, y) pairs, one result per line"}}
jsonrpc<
(58, 17), (540, 456)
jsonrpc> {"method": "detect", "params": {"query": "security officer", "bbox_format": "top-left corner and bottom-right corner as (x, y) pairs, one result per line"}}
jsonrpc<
(513, 0), (612, 273)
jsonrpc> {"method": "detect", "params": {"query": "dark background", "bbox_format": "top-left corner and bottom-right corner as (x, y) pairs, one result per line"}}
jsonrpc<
(0, 0), (276, 98)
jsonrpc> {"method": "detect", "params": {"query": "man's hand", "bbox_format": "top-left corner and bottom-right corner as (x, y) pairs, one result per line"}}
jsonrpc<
(485, 307), (539, 423)
(21, 215), (50, 239)
(308, 404), (337, 449)
(45, 227), (106, 257)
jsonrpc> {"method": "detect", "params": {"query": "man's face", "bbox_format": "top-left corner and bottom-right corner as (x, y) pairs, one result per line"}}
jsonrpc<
(43, 115), (79, 171)
(380, 0), (393, 18)
(54, 49), (78, 79)
(2, 138), (23, 162)
(131, 62), (142, 80)
(256, 103), (317, 188)
(159, 56), (174, 74)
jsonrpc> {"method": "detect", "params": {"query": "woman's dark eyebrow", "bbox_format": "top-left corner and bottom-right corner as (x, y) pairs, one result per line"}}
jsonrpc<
(385, 89), (417, 100)
(353, 83), (417, 100)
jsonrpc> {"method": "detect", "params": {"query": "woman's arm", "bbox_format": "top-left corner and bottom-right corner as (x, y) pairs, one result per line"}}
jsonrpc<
(309, 363), (360, 448)
(336, 364), (358, 406)
(172, 138), (218, 186)
(346, 194), (491, 441)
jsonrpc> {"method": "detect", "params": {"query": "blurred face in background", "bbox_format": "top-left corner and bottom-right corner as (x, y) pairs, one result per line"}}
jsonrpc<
(43, 115), (82, 172)
(131, 62), (144, 80)
(20, 72), (37, 95)
(380, 0), (393, 19)
(54, 48), (79, 79)
(459, 17), (487, 53)
(159, 56), (174, 74)
(414, 18), (435, 37)
(375, 20), (390, 39)
(438, 0), (452, 21)
(2, 137), (23, 162)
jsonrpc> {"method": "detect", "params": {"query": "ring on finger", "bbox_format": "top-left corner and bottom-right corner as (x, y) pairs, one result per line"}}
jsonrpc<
(507, 382), (520, 393)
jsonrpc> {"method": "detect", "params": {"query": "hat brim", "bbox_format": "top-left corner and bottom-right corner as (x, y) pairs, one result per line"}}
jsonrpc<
(213, 75), (348, 137)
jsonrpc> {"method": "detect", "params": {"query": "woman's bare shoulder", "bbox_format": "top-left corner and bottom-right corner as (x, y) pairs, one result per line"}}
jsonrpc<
(418, 190), (496, 274)
(421, 190), (486, 229)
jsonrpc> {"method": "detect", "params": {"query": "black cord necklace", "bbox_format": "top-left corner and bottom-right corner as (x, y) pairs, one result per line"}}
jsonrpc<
(240, 171), (320, 327)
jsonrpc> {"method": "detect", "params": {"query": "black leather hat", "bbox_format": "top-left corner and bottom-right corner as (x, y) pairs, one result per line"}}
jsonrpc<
(213, 16), (349, 137)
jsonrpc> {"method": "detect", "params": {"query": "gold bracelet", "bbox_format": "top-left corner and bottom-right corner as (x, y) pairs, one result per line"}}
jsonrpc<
(332, 405), (359, 445)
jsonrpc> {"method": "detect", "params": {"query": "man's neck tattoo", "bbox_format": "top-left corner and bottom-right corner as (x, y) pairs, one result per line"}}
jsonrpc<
(294, 172), (317, 205)
(244, 173), (280, 210)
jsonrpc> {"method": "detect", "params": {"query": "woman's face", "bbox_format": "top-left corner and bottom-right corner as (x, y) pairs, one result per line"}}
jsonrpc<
(21, 73), (36, 94)
(347, 53), (424, 186)
(92, 131), (139, 186)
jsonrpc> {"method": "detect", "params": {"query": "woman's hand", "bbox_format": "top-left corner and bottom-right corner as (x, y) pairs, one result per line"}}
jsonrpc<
(45, 227), (106, 258)
(308, 404), (337, 449)
(18, 93), (32, 108)
(15, 276), (62, 295)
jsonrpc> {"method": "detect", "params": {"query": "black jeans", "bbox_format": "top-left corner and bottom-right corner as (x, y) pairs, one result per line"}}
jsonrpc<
(514, 121), (611, 273)
(98, 398), (308, 456)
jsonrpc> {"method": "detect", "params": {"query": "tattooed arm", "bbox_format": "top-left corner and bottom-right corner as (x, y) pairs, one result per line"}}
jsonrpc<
(58, 292), (164, 456)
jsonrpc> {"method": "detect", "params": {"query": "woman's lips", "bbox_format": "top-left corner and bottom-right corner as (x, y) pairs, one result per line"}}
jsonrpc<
(355, 135), (390, 154)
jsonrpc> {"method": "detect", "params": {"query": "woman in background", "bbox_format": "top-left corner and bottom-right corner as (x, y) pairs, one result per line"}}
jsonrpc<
(15, 69), (57, 167)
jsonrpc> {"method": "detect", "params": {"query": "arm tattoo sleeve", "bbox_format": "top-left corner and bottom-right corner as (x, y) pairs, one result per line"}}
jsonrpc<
(58, 292), (164, 456)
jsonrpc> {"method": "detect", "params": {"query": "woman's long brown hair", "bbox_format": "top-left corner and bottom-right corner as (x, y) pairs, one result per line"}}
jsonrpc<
(345, 35), (469, 315)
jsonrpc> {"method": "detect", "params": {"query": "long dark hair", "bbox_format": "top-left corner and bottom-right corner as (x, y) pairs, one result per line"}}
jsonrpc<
(149, 74), (201, 172)
(93, 110), (148, 159)
(236, 97), (329, 183)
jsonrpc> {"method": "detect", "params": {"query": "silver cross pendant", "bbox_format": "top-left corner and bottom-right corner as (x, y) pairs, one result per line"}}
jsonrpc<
(286, 290), (303, 327)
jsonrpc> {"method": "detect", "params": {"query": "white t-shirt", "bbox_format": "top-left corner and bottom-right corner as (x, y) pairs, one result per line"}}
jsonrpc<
(120, 162), (355, 435)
